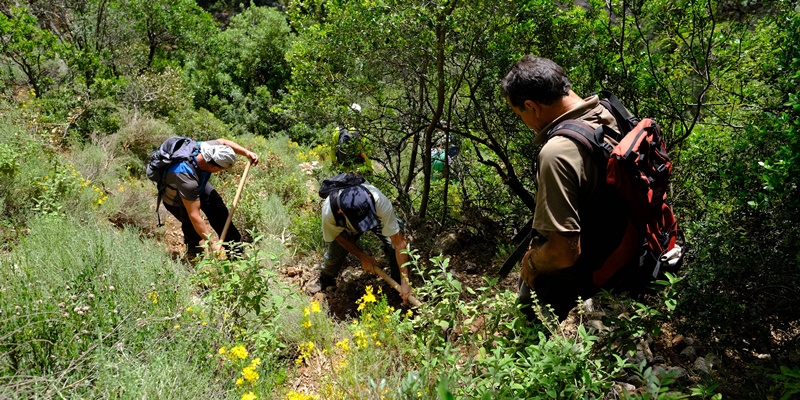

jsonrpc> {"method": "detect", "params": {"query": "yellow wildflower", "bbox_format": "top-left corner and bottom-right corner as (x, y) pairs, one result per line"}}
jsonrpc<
(310, 300), (321, 313)
(241, 392), (257, 400)
(218, 347), (227, 355)
(356, 286), (377, 311)
(249, 358), (261, 368)
(302, 320), (312, 329)
(335, 338), (350, 353)
(148, 292), (158, 304)
(242, 366), (259, 382)
(236, 378), (244, 385)
(295, 341), (315, 365)
(286, 391), (319, 400)
(228, 345), (248, 360)
(303, 307), (310, 317)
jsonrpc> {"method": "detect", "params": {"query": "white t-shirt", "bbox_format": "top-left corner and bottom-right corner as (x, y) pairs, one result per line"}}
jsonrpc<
(321, 183), (400, 242)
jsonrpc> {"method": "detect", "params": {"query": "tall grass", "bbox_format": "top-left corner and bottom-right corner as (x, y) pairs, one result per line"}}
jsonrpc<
(0, 215), (225, 398)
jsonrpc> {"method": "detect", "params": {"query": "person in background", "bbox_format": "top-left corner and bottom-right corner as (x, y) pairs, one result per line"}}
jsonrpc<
(160, 138), (258, 260)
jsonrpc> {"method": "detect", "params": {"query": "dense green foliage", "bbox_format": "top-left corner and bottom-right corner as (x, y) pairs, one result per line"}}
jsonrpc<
(0, 0), (798, 398)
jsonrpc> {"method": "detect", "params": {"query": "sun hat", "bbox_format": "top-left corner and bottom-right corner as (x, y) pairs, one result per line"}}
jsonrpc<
(336, 185), (379, 233)
(200, 143), (236, 169)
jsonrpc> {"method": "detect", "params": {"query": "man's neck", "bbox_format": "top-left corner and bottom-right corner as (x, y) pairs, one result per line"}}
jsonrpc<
(551, 90), (584, 117)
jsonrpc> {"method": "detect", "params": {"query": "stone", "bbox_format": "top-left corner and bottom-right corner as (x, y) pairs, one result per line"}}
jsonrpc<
(694, 357), (710, 374)
(680, 345), (697, 360)
(433, 232), (461, 254)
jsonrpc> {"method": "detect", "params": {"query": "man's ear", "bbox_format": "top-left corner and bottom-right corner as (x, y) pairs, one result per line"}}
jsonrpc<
(523, 99), (539, 115)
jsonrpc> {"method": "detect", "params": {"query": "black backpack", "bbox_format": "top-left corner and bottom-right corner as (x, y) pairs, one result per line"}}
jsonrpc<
(145, 136), (199, 226)
(318, 173), (373, 228)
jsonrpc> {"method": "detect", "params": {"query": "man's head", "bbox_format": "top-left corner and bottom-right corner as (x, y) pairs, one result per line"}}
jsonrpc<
(501, 56), (573, 132)
(337, 186), (379, 233)
(199, 143), (236, 170)
(501, 55), (572, 108)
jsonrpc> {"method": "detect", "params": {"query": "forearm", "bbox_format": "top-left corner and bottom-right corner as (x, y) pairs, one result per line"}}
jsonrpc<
(396, 247), (410, 285)
(216, 138), (249, 157)
(334, 234), (368, 260)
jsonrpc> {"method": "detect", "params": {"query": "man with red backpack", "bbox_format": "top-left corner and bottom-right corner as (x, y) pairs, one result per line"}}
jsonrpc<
(501, 55), (682, 321)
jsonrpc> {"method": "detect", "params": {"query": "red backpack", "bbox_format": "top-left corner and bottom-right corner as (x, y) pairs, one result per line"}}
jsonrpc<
(547, 91), (684, 288)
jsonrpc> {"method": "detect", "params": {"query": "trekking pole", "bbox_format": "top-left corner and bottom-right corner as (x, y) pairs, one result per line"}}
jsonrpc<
(373, 266), (422, 307)
(220, 161), (251, 244)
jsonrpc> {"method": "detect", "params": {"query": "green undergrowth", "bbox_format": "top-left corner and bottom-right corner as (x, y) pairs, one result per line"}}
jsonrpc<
(0, 215), (224, 398)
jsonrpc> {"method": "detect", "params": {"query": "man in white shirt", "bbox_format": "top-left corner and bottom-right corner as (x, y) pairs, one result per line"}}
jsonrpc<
(312, 182), (411, 302)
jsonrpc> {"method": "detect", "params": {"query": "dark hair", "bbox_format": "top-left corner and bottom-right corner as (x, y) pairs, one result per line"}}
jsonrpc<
(500, 55), (572, 108)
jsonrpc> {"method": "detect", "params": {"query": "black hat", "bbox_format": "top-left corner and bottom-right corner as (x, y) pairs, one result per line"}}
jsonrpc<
(337, 186), (379, 233)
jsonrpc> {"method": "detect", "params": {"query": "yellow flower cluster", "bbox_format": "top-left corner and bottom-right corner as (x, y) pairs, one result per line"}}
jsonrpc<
(228, 345), (249, 360)
(301, 300), (322, 329)
(241, 392), (257, 400)
(147, 291), (158, 304)
(286, 391), (319, 400)
(295, 341), (315, 365)
(241, 357), (260, 383)
(352, 325), (368, 349)
(356, 286), (377, 311)
(335, 338), (350, 353)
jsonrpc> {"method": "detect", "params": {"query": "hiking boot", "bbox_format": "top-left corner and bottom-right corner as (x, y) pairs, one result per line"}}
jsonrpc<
(307, 273), (337, 294)
(320, 273), (337, 291)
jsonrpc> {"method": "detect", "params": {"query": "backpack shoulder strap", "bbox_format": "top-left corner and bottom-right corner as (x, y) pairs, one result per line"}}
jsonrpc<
(330, 189), (347, 227)
(547, 119), (614, 162)
(597, 90), (639, 137)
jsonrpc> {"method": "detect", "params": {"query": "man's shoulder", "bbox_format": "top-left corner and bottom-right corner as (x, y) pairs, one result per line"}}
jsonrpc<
(540, 136), (585, 160)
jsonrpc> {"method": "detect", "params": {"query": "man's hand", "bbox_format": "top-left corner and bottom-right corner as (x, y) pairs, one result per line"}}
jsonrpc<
(520, 249), (538, 288)
(359, 255), (379, 274)
(400, 277), (411, 303)
(245, 151), (259, 165)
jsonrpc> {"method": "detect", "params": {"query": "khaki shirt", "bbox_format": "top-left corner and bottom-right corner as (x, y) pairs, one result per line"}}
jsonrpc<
(532, 96), (620, 235)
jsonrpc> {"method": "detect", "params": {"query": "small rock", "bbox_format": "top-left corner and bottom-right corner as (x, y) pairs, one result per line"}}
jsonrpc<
(670, 367), (688, 380)
(341, 268), (365, 283)
(683, 336), (695, 346)
(637, 339), (654, 363)
(464, 262), (478, 274)
(605, 382), (637, 399)
(680, 345), (696, 360)
(306, 280), (322, 295)
(694, 357), (710, 374)
(588, 319), (608, 332)
(286, 267), (300, 277)
(434, 232), (461, 254)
